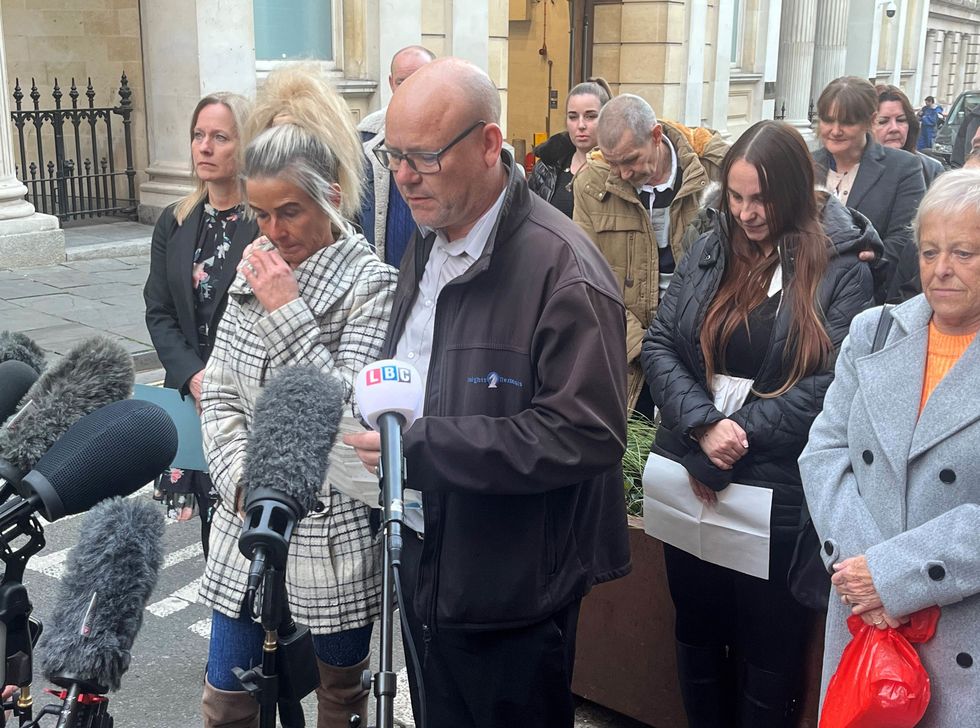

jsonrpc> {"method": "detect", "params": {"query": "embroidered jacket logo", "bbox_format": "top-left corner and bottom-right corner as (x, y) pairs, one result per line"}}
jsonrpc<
(466, 371), (523, 389)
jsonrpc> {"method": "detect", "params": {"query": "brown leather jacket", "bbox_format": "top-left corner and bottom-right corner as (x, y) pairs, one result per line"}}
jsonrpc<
(573, 121), (728, 409)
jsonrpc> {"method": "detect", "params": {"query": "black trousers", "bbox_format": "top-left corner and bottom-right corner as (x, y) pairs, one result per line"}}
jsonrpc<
(663, 540), (811, 677)
(399, 532), (581, 728)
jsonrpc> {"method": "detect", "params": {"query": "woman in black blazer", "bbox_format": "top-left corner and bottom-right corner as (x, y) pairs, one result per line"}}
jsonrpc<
(813, 76), (926, 303)
(143, 92), (257, 553)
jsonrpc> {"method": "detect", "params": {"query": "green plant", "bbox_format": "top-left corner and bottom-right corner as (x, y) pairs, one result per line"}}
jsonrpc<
(623, 412), (656, 517)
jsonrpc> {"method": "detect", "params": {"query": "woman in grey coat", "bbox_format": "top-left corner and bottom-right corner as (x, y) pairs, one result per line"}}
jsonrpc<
(799, 168), (980, 726)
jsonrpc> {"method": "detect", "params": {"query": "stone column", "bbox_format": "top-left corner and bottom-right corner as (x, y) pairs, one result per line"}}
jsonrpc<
(811, 0), (849, 103)
(711, 0), (735, 136)
(137, 0), (256, 222)
(379, 0), (422, 106)
(928, 29), (945, 99)
(452, 0), (489, 70)
(775, 0), (819, 140)
(956, 34), (971, 95)
(0, 8), (63, 268)
(942, 31), (960, 102)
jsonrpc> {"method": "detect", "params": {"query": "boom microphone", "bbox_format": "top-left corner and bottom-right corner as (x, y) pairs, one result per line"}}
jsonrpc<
(239, 366), (346, 598)
(354, 359), (423, 558)
(0, 359), (39, 424)
(0, 336), (135, 481)
(0, 330), (46, 374)
(40, 497), (163, 702)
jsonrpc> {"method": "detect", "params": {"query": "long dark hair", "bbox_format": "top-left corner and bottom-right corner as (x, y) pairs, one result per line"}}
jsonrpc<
(702, 120), (833, 397)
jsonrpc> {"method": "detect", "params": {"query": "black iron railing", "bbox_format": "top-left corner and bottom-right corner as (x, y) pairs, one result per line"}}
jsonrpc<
(10, 73), (137, 222)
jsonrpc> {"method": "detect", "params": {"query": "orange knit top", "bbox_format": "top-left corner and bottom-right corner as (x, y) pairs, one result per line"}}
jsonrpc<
(919, 321), (977, 414)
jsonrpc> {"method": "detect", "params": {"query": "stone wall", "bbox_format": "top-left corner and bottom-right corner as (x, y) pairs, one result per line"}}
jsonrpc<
(2, 0), (149, 205)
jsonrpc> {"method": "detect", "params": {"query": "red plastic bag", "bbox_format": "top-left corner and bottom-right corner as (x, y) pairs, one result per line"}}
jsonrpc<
(820, 606), (941, 728)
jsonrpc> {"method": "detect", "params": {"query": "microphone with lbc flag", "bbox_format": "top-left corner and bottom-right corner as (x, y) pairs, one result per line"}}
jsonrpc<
(354, 359), (423, 728)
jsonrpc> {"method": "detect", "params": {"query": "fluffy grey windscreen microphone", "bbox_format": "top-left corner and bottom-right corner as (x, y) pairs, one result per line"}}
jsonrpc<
(39, 497), (164, 692)
(0, 336), (135, 473)
(0, 330), (47, 374)
(243, 365), (347, 516)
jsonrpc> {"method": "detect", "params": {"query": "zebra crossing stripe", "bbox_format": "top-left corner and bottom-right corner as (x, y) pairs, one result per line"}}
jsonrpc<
(28, 547), (72, 579)
(188, 618), (212, 639)
(161, 542), (203, 568)
(146, 577), (202, 617)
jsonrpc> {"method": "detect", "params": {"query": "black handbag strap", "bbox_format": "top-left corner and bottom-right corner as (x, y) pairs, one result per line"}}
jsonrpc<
(872, 304), (895, 353)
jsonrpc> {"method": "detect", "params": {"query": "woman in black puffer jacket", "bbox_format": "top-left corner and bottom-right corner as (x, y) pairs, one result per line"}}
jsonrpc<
(527, 78), (610, 217)
(641, 120), (880, 728)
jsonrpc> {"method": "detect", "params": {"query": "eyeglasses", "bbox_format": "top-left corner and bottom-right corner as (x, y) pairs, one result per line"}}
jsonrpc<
(372, 120), (487, 175)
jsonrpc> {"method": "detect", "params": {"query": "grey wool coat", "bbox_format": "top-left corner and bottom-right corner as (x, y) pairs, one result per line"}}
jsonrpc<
(199, 233), (396, 632)
(799, 295), (980, 727)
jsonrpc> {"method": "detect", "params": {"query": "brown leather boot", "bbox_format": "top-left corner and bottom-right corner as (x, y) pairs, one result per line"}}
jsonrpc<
(315, 655), (371, 728)
(201, 678), (259, 728)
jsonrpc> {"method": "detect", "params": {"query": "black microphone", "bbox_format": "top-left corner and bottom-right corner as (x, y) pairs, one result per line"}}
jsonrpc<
(6, 398), (178, 525)
(0, 360), (39, 425)
(0, 336), (135, 488)
(239, 366), (345, 600)
(0, 330), (46, 375)
(39, 496), (164, 725)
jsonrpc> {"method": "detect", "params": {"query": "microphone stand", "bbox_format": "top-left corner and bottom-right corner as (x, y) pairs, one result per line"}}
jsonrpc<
(234, 558), (318, 728)
(358, 412), (407, 728)
(0, 495), (47, 728)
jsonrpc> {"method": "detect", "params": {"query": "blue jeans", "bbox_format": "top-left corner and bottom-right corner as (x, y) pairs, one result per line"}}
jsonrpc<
(207, 611), (373, 691)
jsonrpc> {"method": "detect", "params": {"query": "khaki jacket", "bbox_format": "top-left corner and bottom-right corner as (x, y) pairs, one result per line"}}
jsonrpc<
(573, 121), (728, 409)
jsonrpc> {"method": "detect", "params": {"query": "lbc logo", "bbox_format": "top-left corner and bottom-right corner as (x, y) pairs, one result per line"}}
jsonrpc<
(365, 365), (413, 386)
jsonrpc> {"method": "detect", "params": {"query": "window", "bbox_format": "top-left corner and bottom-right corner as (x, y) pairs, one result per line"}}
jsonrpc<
(731, 0), (742, 65)
(254, 0), (335, 61)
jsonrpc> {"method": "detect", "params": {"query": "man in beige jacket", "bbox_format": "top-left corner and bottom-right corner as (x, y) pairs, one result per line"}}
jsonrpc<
(573, 94), (728, 414)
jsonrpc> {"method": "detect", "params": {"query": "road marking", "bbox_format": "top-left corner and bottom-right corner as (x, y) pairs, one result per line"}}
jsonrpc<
(28, 547), (71, 579)
(188, 618), (212, 639)
(161, 542), (203, 568)
(146, 577), (202, 617)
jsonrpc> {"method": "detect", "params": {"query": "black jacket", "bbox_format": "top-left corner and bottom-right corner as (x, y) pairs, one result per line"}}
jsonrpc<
(813, 137), (925, 304)
(527, 132), (575, 204)
(641, 196), (879, 537)
(143, 202), (257, 392)
(383, 152), (631, 630)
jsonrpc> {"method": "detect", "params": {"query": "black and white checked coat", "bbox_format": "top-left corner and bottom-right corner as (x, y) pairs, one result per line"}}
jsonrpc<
(198, 233), (396, 632)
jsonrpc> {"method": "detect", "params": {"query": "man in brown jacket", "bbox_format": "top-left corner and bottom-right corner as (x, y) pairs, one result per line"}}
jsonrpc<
(573, 93), (729, 415)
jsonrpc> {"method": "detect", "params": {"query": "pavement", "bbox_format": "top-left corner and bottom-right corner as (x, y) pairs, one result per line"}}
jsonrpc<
(0, 220), (650, 728)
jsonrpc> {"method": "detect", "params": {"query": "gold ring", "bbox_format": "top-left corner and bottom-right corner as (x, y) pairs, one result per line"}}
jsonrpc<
(873, 615), (884, 626)
(842, 595), (851, 606)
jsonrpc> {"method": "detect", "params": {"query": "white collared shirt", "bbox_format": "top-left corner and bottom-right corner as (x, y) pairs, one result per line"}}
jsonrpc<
(394, 188), (507, 532)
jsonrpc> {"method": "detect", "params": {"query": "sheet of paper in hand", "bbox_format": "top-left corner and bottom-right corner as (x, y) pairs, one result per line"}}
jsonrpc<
(642, 452), (772, 579)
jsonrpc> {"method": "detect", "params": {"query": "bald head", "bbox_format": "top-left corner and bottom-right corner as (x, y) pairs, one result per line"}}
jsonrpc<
(393, 58), (501, 125)
(388, 45), (435, 92)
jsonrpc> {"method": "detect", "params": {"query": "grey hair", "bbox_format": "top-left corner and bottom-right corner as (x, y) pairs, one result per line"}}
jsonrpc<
(597, 93), (658, 149)
(912, 168), (980, 244)
(244, 123), (351, 235)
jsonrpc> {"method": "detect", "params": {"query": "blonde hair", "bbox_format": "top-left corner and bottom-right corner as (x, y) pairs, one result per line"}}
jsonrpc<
(174, 92), (253, 224)
(243, 65), (363, 222)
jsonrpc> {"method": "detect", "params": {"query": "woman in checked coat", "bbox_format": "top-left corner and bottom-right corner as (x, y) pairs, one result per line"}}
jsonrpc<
(198, 66), (396, 727)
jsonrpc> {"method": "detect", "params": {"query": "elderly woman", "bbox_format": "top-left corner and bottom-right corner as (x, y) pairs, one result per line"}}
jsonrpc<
(198, 67), (396, 727)
(799, 168), (980, 727)
(143, 92), (256, 549)
(813, 76), (926, 303)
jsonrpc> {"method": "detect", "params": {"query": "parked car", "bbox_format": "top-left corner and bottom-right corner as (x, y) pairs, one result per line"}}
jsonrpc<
(933, 89), (980, 163)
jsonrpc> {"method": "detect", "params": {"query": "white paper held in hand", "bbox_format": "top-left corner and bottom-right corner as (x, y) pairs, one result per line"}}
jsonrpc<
(641, 452), (772, 579)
